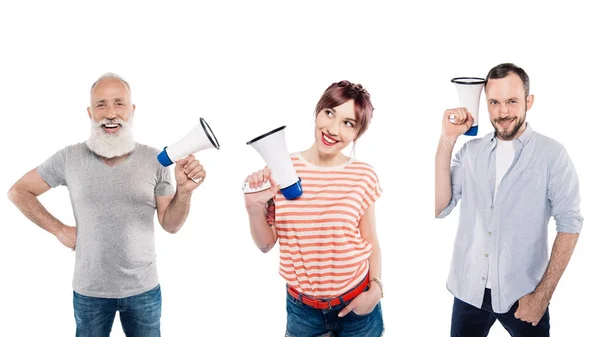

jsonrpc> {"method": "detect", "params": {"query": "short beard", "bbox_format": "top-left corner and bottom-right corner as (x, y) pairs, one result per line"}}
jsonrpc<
(86, 117), (135, 158)
(493, 113), (526, 140)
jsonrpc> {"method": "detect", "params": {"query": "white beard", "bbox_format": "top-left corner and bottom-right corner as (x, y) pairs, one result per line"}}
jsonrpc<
(86, 117), (135, 158)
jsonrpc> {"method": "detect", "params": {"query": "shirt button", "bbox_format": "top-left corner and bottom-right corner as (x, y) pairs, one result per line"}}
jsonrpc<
(490, 205), (494, 209)
(481, 277), (485, 280)
(485, 254), (489, 257)
(488, 231), (492, 235)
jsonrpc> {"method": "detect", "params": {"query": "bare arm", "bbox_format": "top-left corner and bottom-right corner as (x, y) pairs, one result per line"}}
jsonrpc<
(247, 198), (278, 253)
(338, 203), (382, 317)
(515, 232), (580, 325)
(535, 232), (580, 302)
(359, 204), (382, 297)
(8, 168), (75, 248)
(156, 191), (192, 234)
(244, 168), (279, 253)
(9, 168), (61, 234)
(155, 154), (206, 234)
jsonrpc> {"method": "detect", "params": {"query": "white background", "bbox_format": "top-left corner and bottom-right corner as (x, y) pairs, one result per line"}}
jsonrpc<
(1, 1), (598, 336)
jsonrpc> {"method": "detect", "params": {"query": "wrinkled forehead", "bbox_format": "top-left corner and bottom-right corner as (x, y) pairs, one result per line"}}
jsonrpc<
(90, 79), (131, 103)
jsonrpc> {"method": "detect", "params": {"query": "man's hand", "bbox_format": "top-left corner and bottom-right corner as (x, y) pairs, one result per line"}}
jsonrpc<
(514, 292), (549, 326)
(338, 286), (382, 317)
(55, 225), (76, 250)
(442, 107), (474, 139)
(174, 155), (206, 193)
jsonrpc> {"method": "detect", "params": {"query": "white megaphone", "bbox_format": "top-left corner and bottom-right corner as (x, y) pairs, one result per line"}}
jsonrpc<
(242, 125), (303, 200)
(450, 77), (486, 136)
(157, 117), (220, 167)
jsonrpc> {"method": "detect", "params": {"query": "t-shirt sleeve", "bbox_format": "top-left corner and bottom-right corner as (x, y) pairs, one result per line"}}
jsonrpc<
(359, 165), (383, 215)
(37, 148), (68, 188)
(155, 165), (175, 196)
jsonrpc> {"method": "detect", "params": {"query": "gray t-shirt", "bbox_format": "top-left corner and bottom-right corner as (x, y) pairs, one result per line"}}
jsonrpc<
(38, 142), (175, 298)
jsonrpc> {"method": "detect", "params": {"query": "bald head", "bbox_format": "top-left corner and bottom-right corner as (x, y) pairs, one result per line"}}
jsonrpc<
(90, 73), (131, 102)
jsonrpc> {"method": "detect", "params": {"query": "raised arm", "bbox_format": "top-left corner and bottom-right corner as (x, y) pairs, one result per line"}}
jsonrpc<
(435, 108), (473, 217)
(156, 155), (206, 234)
(244, 167), (279, 253)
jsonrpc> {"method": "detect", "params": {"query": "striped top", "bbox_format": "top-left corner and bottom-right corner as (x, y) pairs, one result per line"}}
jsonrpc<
(270, 152), (382, 298)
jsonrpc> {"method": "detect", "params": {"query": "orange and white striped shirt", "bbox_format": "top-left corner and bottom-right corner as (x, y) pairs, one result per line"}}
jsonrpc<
(271, 152), (382, 298)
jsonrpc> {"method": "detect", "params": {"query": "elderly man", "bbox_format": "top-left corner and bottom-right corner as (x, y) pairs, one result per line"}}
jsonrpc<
(8, 73), (205, 336)
(435, 63), (583, 337)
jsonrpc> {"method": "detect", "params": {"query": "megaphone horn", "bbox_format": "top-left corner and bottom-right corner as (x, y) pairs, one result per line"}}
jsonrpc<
(157, 117), (220, 167)
(450, 77), (486, 136)
(242, 125), (303, 200)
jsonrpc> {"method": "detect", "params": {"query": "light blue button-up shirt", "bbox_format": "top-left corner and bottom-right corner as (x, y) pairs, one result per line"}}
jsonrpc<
(437, 124), (583, 313)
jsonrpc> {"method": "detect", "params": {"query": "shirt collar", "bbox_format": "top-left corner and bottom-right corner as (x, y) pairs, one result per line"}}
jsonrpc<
(488, 122), (534, 146)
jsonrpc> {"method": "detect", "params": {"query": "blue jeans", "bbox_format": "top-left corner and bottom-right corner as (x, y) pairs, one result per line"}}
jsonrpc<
(73, 284), (162, 337)
(451, 288), (550, 337)
(285, 285), (384, 337)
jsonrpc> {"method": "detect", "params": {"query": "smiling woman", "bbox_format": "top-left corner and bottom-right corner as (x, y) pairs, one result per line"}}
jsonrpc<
(243, 80), (385, 337)
(313, 81), (373, 158)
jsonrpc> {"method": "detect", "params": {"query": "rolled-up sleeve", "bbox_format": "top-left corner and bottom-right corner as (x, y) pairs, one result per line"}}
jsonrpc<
(548, 146), (583, 233)
(437, 144), (466, 219)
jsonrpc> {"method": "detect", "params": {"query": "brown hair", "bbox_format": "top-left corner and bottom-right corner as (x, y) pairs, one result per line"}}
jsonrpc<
(315, 80), (374, 139)
(485, 63), (530, 97)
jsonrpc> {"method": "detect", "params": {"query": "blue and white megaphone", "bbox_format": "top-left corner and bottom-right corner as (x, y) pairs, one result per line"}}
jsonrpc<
(242, 125), (303, 200)
(450, 77), (486, 136)
(157, 117), (220, 167)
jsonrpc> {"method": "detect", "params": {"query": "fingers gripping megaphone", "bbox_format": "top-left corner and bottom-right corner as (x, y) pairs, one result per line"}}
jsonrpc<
(242, 126), (303, 200)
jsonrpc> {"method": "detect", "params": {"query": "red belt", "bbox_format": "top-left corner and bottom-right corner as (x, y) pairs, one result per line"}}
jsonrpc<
(287, 272), (370, 310)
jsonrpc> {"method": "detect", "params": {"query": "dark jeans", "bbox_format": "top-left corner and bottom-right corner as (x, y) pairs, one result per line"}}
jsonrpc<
(73, 284), (161, 337)
(451, 288), (550, 337)
(285, 285), (384, 337)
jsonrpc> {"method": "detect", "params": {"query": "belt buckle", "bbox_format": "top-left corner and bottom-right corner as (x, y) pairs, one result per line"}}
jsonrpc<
(326, 298), (332, 309)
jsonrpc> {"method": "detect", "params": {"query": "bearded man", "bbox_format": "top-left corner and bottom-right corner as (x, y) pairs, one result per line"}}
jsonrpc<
(8, 73), (206, 337)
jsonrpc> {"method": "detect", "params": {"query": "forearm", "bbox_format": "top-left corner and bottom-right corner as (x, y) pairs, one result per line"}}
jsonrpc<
(435, 135), (457, 216)
(161, 190), (192, 233)
(8, 188), (64, 236)
(368, 241), (382, 280)
(366, 238), (383, 300)
(534, 232), (580, 301)
(247, 206), (276, 252)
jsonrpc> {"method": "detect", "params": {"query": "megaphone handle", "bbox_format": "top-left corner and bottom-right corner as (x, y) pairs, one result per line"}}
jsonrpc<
(242, 180), (272, 194)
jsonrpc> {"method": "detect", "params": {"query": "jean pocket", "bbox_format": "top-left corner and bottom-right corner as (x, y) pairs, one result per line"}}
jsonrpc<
(286, 290), (305, 307)
(347, 301), (381, 318)
(348, 310), (370, 319)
